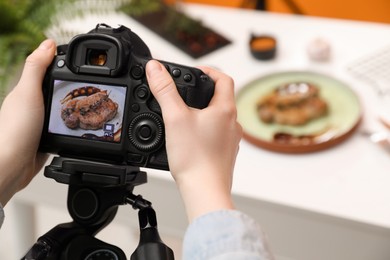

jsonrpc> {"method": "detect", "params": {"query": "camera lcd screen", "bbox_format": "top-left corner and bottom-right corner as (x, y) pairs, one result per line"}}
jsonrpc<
(48, 80), (127, 143)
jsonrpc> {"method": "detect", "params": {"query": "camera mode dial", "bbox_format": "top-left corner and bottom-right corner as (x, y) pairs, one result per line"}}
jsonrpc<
(128, 113), (164, 152)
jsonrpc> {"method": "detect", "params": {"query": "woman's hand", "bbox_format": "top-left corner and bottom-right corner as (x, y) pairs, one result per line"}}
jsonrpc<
(145, 60), (242, 222)
(0, 39), (56, 206)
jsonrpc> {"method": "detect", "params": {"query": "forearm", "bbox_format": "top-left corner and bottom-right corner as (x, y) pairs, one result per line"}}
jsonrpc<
(0, 148), (25, 206)
(176, 171), (235, 222)
(0, 138), (48, 206)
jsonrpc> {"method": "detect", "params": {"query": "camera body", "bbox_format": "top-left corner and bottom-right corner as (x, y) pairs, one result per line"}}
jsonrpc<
(39, 24), (214, 171)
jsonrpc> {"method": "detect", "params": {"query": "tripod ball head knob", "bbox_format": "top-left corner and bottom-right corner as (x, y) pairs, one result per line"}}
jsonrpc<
(130, 208), (175, 260)
(139, 207), (157, 229)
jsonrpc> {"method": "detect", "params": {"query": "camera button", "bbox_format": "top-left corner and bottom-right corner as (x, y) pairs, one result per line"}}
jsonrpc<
(200, 74), (210, 81)
(131, 103), (140, 112)
(136, 87), (149, 99)
(57, 59), (65, 68)
(139, 125), (152, 139)
(172, 68), (181, 77)
(183, 74), (192, 82)
(127, 153), (144, 164)
(131, 65), (144, 79)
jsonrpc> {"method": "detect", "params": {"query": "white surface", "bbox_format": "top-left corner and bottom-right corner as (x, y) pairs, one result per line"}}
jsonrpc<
(171, 5), (390, 230)
(50, 4), (390, 229)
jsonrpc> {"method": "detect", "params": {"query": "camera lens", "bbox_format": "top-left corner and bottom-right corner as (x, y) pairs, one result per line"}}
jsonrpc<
(87, 49), (107, 66)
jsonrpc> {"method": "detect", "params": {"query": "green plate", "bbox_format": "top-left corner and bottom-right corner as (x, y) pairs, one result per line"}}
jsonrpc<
(236, 71), (362, 153)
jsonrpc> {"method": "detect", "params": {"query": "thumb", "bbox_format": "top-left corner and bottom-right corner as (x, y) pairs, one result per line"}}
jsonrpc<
(16, 39), (56, 96)
(145, 60), (187, 114)
(0, 39), (56, 158)
(0, 39), (56, 149)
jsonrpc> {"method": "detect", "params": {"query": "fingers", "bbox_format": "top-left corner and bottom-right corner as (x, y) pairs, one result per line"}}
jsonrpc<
(15, 39), (56, 97)
(146, 61), (237, 121)
(197, 66), (236, 106)
(145, 60), (187, 115)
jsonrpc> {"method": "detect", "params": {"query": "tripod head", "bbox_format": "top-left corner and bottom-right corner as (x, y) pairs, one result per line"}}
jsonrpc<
(23, 157), (174, 260)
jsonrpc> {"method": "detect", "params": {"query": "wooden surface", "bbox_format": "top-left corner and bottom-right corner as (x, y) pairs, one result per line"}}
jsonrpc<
(165, 0), (390, 23)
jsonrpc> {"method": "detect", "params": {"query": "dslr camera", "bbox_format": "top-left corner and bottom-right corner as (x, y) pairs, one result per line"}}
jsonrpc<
(40, 24), (214, 171)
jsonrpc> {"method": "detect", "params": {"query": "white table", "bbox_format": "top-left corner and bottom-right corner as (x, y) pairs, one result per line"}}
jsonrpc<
(3, 4), (390, 260)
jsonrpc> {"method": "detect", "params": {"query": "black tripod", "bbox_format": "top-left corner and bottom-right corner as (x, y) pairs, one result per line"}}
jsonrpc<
(22, 157), (175, 260)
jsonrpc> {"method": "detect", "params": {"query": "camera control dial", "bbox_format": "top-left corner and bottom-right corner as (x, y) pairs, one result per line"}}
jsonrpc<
(128, 113), (164, 152)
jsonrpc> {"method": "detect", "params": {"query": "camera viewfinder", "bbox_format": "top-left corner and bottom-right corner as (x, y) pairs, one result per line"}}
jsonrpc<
(87, 49), (107, 66)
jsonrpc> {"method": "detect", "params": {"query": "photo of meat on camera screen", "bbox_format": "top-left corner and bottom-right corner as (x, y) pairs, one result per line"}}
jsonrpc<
(48, 80), (127, 143)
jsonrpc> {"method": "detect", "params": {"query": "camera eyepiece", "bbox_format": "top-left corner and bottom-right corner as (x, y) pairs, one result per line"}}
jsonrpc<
(87, 49), (107, 66)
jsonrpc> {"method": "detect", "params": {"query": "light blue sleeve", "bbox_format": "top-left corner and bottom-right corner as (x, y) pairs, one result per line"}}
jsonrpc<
(182, 210), (274, 260)
(0, 203), (4, 229)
